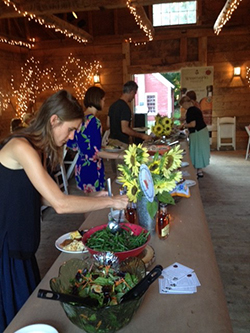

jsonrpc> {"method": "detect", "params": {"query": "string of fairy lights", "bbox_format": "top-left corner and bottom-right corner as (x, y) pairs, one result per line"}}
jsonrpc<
(245, 66), (250, 87)
(126, 0), (154, 42)
(214, 0), (243, 35)
(0, 54), (101, 118)
(2, 0), (88, 45)
(1, 0), (154, 48)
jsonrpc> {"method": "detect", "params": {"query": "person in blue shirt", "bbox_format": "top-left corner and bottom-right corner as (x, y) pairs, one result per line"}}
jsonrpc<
(67, 86), (123, 193)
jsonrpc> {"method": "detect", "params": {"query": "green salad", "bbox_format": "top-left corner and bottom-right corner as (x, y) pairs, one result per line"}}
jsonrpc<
(68, 264), (138, 308)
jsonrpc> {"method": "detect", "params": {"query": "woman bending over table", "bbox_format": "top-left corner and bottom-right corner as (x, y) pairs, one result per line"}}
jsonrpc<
(0, 90), (128, 331)
(179, 95), (210, 178)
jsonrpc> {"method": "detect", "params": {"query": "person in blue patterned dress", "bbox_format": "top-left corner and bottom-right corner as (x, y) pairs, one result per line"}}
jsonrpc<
(67, 86), (123, 193)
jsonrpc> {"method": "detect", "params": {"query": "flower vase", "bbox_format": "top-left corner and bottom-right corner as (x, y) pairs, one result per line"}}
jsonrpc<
(137, 196), (156, 234)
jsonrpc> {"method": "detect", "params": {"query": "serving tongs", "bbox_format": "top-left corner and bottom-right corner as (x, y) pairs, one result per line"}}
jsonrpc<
(120, 264), (163, 303)
(37, 265), (162, 307)
(37, 289), (98, 308)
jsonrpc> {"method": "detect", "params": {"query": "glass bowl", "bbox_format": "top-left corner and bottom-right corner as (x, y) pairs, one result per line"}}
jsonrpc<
(50, 257), (146, 333)
(82, 223), (151, 261)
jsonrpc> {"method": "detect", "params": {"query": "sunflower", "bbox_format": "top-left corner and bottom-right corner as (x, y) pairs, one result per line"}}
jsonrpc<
(148, 160), (160, 174)
(161, 117), (172, 127)
(124, 144), (140, 176)
(154, 178), (176, 195)
(153, 123), (164, 136)
(124, 178), (140, 202)
(166, 145), (183, 170)
(136, 144), (150, 164)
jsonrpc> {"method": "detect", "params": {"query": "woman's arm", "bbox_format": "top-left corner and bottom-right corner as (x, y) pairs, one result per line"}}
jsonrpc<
(4, 138), (128, 214)
(97, 150), (124, 160)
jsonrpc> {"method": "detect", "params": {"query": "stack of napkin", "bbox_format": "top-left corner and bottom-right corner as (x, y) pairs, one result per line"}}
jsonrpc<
(159, 262), (201, 294)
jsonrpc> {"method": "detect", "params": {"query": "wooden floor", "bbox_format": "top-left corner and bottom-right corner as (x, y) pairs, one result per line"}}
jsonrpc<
(37, 151), (250, 333)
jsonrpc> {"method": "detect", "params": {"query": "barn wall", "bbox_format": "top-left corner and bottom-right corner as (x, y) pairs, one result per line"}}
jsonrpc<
(1, 27), (250, 149)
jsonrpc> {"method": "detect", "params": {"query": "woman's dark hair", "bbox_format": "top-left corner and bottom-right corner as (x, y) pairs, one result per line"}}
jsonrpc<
(186, 90), (197, 101)
(1, 90), (84, 169)
(83, 86), (105, 111)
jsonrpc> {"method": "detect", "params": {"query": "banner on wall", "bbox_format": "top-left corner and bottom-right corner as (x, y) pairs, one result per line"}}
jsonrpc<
(180, 66), (214, 126)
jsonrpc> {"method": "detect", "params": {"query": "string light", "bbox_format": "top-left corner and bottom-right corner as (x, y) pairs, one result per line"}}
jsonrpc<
(126, 0), (154, 42)
(245, 66), (250, 86)
(61, 53), (102, 100)
(0, 54), (102, 117)
(0, 36), (35, 49)
(214, 0), (242, 35)
(2, 0), (89, 43)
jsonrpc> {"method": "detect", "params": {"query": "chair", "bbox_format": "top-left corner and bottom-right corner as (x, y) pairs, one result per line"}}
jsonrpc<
(63, 145), (79, 180)
(245, 126), (250, 160)
(217, 117), (236, 151)
(102, 129), (110, 147)
(54, 163), (69, 194)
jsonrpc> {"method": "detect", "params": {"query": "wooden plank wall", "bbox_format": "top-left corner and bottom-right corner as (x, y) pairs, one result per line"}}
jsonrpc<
(1, 29), (250, 149)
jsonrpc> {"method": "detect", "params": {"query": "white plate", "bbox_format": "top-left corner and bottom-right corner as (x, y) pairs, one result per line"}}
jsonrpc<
(103, 146), (124, 153)
(185, 180), (196, 187)
(14, 324), (58, 333)
(55, 232), (88, 254)
(181, 161), (189, 167)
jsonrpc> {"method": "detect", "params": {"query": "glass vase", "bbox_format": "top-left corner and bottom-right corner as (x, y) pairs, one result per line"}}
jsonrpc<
(137, 196), (156, 234)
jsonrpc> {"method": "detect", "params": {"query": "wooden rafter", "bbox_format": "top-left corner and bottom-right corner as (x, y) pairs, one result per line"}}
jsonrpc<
(1, 1), (93, 43)
(38, 14), (93, 42)
(213, 0), (243, 35)
(0, 0), (178, 19)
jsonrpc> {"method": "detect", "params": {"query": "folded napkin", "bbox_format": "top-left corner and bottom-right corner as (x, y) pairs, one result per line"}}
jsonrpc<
(159, 262), (201, 294)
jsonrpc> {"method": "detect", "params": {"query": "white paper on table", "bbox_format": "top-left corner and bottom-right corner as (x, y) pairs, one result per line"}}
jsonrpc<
(182, 170), (190, 177)
(162, 262), (194, 281)
(159, 278), (197, 294)
(159, 263), (201, 295)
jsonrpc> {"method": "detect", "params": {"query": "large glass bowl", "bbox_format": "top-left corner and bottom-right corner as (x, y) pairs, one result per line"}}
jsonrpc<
(82, 223), (151, 261)
(50, 257), (146, 333)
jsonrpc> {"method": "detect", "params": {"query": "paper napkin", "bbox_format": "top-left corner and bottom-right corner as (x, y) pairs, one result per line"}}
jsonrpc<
(159, 262), (201, 294)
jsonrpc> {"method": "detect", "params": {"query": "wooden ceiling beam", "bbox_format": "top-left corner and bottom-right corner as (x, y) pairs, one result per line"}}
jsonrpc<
(0, 0), (179, 19)
(38, 14), (93, 42)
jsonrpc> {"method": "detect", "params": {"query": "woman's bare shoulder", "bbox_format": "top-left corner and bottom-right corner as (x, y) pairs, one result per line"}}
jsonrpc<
(0, 137), (38, 169)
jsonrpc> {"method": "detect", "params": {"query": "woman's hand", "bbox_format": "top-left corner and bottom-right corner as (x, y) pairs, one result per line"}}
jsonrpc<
(111, 194), (128, 210)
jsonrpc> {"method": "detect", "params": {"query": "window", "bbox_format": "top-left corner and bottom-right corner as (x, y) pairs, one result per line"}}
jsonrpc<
(146, 93), (157, 114)
(153, 1), (197, 27)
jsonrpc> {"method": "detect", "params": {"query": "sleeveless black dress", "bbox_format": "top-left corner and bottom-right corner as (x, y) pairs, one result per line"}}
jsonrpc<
(0, 161), (41, 330)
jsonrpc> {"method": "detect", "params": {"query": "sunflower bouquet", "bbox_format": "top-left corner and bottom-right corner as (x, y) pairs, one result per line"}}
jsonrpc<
(117, 144), (183, 218)
(151, 114), (173, 137)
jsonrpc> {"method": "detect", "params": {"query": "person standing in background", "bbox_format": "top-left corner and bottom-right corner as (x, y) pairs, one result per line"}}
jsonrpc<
(107, 80), (151, 148)
(179, 95), (210, 178)
(67, 86), (124, 193)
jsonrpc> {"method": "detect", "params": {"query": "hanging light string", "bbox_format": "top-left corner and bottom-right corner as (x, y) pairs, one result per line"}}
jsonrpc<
(0, 54), (101, 118)
(214, 0), (243, 35)
(2, 0), (88, 43)
(126, 0), (154, 42)
(0, 35), (35, 49)
(245, 66), (250, 86)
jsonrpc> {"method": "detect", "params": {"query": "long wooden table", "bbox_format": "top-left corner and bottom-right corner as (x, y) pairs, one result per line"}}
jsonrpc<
(4, 143), (233, 333)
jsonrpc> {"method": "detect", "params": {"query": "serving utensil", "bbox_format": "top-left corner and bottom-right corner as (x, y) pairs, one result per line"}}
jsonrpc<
(106, 178), (121, 233)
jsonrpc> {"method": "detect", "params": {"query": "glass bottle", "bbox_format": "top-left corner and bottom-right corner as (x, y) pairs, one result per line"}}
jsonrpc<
(125, 202), (137, 224)
(157, 203), (170, 239)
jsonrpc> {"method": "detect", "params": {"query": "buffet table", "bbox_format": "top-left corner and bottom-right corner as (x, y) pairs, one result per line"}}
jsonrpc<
(4, 142), (233, 333)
